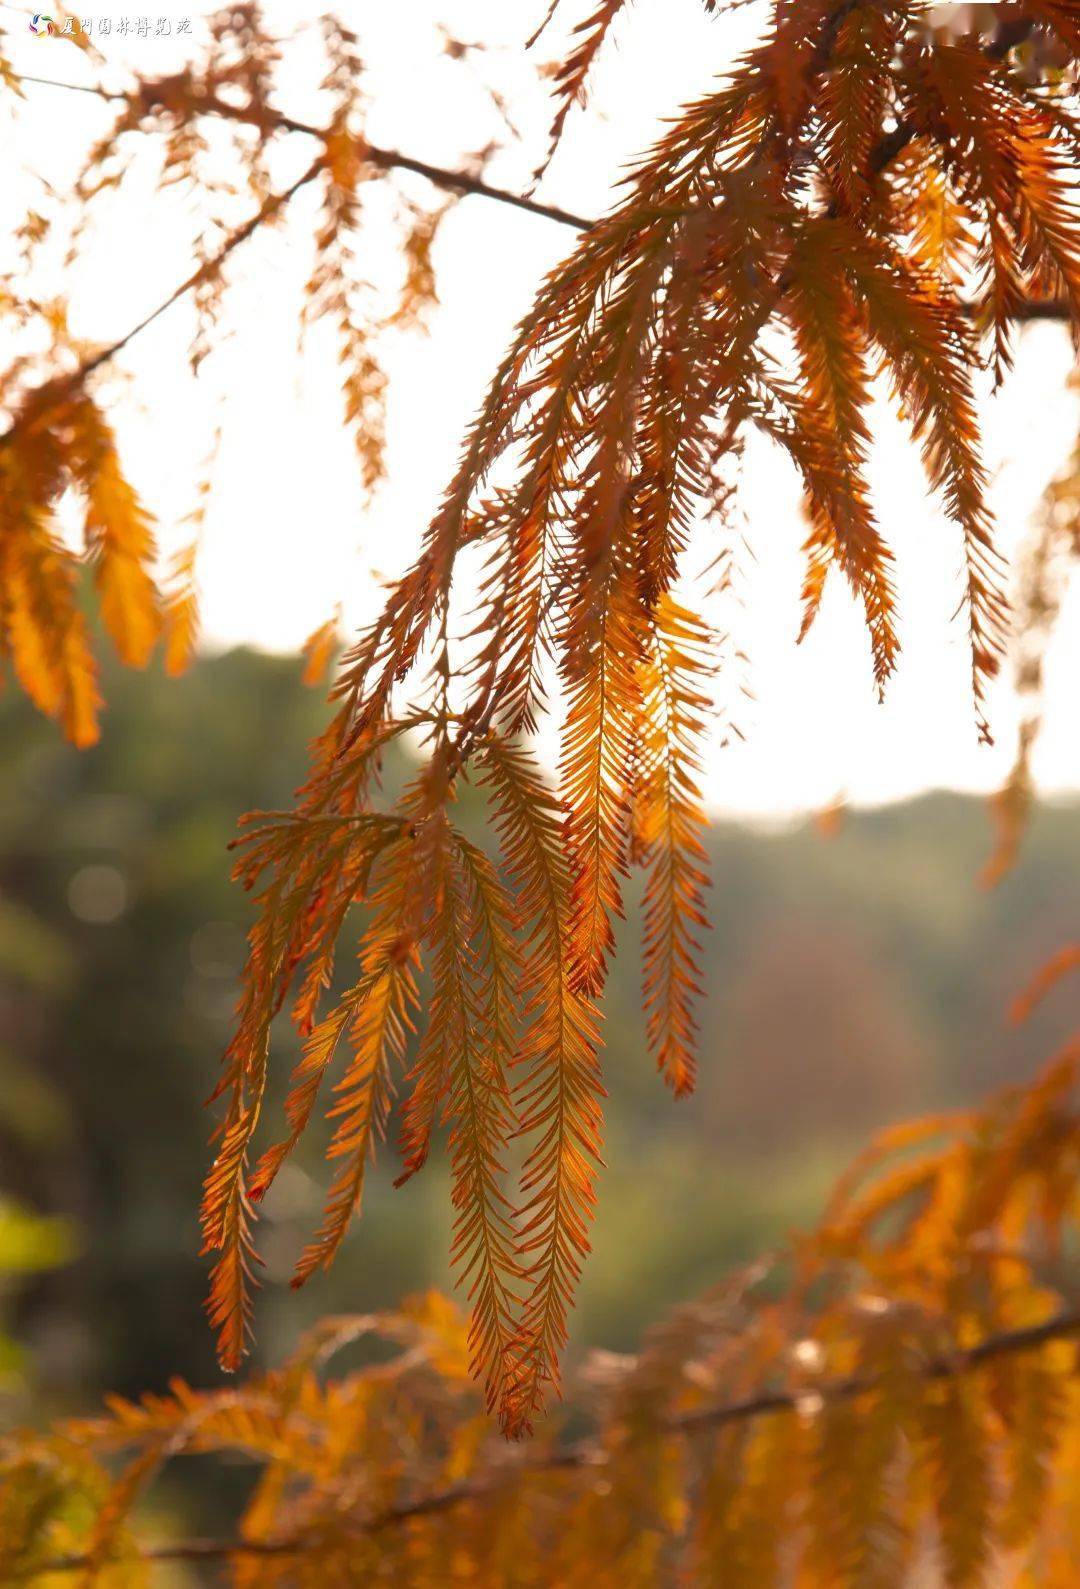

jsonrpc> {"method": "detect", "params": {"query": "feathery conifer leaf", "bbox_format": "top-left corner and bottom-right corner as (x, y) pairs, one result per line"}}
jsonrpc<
(5, 0), (1080, 1442)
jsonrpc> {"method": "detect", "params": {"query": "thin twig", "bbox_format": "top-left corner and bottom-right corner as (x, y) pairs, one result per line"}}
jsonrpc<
(672, 1304), (1080, 1435)
(0, 152), (324, 448)
(15, 71), (594, 230)
(29, 1306), (1080, 1578)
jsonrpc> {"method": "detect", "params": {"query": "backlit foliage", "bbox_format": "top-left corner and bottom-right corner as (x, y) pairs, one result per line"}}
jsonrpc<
(194, 0), (1080, 1437)
(0, 379), (160, 745)
(3, 0), (1080, 1449)
(0, 6), (469, 737)
(5, 996), (1080, 1585)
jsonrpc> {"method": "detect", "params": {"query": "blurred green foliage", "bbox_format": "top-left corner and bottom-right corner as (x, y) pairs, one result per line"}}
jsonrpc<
(0, 645), (1077, 1424)
(0, 879), (76, 1396)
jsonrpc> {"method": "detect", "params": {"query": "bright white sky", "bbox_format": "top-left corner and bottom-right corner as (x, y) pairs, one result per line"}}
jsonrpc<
(2, 0), (1079, 819)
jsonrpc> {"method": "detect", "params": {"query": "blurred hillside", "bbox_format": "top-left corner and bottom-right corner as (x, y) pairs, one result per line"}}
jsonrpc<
(0, 646), (1077, 1429)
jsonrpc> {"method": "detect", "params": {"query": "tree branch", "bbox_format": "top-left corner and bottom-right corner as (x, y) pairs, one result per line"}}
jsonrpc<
(4, 33), (1071, 457)
(15, 72), (594, 230)
(0, 151), (324, 449)
(0, 70), (590, 450)
(28, 1305), (1080, 1579)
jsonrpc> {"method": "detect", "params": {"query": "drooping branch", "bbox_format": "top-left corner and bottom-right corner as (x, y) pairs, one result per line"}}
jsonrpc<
(187, 0), (1080, 1418)
(4, 1), (1079, 1463)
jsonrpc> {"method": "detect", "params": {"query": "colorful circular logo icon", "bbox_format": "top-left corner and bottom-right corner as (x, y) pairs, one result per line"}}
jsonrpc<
(28, 15), (57, 35)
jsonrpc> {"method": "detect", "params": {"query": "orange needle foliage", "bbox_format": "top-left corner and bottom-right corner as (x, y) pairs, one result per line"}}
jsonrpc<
(6, 1021), (1080, 1585)
(3, 1), (1080, 1445)
(198, 0), (1080, 1437)
(0, 391), (163, 743)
